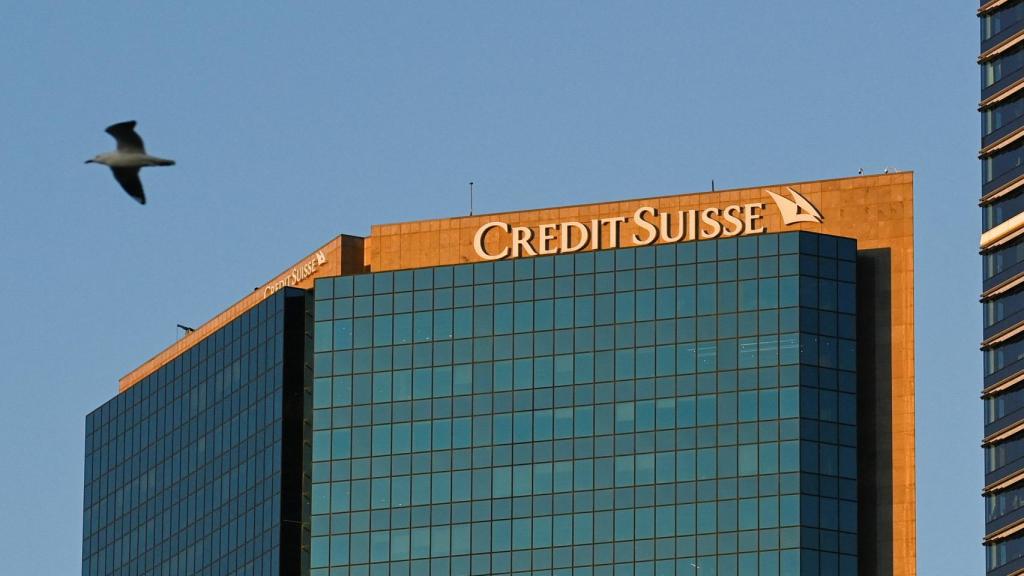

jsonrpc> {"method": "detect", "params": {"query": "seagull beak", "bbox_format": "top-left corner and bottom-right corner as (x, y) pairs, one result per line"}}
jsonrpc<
(85, 159), (94, 164)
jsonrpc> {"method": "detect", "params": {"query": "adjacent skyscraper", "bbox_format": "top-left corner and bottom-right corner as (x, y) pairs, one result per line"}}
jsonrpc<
(980, 2), (1024, 574)
(83, 174), (915, 575)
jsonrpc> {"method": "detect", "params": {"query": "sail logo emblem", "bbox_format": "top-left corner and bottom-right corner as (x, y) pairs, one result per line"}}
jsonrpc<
(765, 187), (824, 225)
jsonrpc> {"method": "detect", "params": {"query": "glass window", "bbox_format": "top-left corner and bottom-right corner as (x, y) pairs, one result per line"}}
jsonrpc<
(986, 190), (1024, 231)
(985, 139), (1024, 184)
(988, 483), (1024, 523)
(985, 91), (1024, 139)
(988, 432), (1024, 473)
(984, 2), (1024, 42)
(987, 336), (1024, 377)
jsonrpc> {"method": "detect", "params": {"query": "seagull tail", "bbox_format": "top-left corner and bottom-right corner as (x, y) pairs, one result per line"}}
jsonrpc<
(155, 159), (176, 166)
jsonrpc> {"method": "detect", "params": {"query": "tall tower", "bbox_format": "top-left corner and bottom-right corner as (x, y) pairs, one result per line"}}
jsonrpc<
(83, 175), (914, 575)
(979, 2), (1024, 574)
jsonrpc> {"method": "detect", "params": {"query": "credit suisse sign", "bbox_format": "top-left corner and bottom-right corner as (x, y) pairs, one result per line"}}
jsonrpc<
(473, 187), (823, 261)
(263, 250), (328, 297)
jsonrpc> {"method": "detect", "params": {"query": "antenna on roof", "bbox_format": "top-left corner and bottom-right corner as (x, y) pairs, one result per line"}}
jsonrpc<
(711, 179), (715, 192)
(177, 324), (195, 335)
(469, 181), (474, 216)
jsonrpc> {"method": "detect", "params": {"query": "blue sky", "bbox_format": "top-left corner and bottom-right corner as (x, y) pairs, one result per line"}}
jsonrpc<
(0, 2), (976, 573)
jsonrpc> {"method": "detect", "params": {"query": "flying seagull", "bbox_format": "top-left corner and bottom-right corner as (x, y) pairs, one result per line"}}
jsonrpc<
(86, 121), (175, 204)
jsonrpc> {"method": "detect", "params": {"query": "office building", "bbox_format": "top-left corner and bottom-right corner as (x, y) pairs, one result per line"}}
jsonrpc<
(980, 1), (1024, 574)
(83, 174), (915, 575)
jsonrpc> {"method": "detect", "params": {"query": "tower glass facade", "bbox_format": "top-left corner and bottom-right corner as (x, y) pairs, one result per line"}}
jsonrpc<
(309, 231), (859, 576)
(980, 1), (1024, 573)
(81, 289), (311, 576)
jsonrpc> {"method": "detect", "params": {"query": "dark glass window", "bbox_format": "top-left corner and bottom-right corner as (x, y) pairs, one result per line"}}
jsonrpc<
(984, 92), (1024, 138)
(985, 140), (1024, 184)
(987, 287), (1024, 328)
(989, 432), (1024, 473)
(983, 1), (1024, 42)
(985, 191), (1024, 230)
(988, 337), (1024, 378)
(984, 43), (1024, 88)
(989, 385), (1024, 425)
(986, 238), (1024, 280)
(989, 533), (1024, 569)
(988, 483), (1024, 523)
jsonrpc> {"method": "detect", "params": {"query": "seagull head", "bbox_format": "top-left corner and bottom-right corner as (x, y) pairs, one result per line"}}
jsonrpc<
(85, 154), (113, 166)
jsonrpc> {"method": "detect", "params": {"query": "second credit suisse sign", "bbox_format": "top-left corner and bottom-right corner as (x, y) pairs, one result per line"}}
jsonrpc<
(472, 188), (823, 261)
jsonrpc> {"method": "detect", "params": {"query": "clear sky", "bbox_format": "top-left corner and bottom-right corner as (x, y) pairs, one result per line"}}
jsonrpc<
(0, 2), (976, 573)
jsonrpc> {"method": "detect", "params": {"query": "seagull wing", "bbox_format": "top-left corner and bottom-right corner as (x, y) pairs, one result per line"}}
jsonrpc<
(111, 167), (146, 204)
(105, 121), (146, 153)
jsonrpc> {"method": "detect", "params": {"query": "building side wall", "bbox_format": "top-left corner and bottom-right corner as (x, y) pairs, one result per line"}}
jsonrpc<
(83, 290), (308, 576)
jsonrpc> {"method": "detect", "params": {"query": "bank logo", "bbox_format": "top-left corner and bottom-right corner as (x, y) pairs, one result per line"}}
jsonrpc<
(766, 187), (823, 225)
(263, 250), (328, 297)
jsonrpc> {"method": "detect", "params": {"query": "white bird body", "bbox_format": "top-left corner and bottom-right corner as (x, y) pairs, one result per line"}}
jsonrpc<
(89, 151), (175, 168)
(86, 120), (174, 204)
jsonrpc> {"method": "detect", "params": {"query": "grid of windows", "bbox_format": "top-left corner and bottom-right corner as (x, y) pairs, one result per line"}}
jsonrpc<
(82, 290), (306, 576)
(983, 3), (1024, 573)
(310, 231), (858, 576)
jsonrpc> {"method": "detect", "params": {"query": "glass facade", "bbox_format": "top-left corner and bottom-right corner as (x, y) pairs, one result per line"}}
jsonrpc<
(981, 1), (1024, 573)
(81, 289), (311, 576)
(309, 231), (858, 576)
